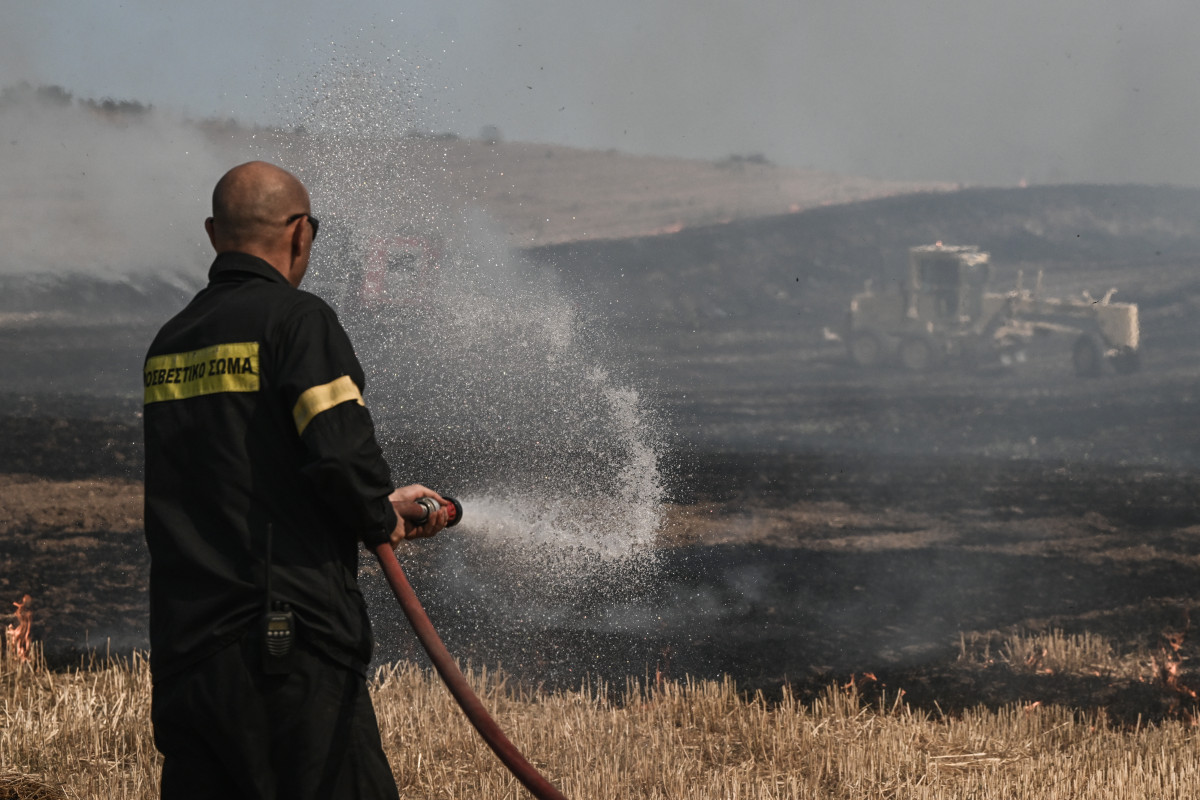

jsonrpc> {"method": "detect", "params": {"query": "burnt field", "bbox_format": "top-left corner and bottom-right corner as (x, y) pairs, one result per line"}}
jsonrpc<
(4, 183), (1200, 722)
(5, 378), (1200, 722)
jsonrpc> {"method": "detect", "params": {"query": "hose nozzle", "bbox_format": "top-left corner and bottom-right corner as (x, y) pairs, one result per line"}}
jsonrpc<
(444, 496), (463, 527)
(414, 495), (463, 527)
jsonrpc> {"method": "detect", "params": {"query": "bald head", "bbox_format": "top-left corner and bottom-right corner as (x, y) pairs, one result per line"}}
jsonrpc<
(210, 161), (310, 247)
(205, 161), (316, 287)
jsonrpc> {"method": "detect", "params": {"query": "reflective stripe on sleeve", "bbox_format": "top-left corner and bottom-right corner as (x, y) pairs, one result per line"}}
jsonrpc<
(292, 375), (365, 435)
(144, 342), (260, 404)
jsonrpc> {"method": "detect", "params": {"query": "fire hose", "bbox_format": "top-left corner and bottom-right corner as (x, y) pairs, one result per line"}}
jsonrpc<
(374, 497), (569, 800)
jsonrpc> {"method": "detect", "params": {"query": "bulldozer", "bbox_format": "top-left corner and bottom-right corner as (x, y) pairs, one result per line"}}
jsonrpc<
(845, 244), (1140, 376)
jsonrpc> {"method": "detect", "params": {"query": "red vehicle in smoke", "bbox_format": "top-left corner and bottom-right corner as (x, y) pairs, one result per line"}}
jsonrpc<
(342, 234), (443, 313)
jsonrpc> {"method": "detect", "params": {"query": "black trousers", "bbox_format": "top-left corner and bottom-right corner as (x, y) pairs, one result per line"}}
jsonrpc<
(152, 636), (401, 800)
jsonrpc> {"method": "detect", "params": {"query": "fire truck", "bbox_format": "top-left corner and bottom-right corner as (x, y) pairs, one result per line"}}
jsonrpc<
(321, 233), (443, 315)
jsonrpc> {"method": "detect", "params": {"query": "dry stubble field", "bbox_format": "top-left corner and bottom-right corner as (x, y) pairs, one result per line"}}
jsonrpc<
(6, 636), (1200, 799)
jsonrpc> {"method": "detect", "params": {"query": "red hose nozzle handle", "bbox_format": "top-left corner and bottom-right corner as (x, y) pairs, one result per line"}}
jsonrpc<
(443, 496), (462, 527)
(405, 496), (463, 528)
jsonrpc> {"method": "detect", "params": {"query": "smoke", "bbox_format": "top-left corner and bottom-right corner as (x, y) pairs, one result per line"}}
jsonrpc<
(8, 11), (1191, 689)
(423, 0), (1200, 186)
(0, 88), (231, 278)
(11, 1), (1200, 185)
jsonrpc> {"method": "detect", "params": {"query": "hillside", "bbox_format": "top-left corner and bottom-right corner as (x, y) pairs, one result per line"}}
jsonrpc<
(528, 183), (1200, 331)
(424, 139), (955, 245)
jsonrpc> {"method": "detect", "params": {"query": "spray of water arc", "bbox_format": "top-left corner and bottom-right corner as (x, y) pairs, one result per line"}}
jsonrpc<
(267, 57), (666, 598)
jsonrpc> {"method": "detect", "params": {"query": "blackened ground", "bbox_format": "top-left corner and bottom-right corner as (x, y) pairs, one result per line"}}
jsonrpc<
(6, 184), (1200, 723)
(6, 340), (1200, 722)
(369, 439), (1200, 724)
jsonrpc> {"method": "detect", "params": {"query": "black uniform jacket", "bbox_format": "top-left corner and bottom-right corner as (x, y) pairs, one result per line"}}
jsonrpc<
(143, 252), (398, 679)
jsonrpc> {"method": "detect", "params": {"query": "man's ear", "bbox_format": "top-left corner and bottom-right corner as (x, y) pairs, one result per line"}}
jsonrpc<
(290, 217), (306, 258)
(285, 217), (310, 287)
(204, 217), (217, 250)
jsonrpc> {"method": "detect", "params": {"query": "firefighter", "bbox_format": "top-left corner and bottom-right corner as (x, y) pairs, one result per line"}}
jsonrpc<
(143, 160), (447, 799)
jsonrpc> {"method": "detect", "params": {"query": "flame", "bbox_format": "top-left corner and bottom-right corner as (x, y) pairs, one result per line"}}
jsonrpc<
(1022, 646), (1055, 675)
(1144, 620), (1200, 724)
(1156, 617), (1196, 696)
(1152, 645), (1197, 699)
(5, 595), (32, 662)
(842, 672), (878, 691)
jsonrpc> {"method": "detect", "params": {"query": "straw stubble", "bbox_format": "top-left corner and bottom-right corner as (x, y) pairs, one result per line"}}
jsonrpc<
(2, 644), (1199, 799)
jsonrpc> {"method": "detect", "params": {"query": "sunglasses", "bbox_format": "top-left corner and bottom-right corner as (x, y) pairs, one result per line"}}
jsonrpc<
(286, 212), (320, 240)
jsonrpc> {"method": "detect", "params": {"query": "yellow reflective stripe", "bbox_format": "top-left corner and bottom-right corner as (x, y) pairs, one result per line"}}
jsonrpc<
(292, 375), (364, 435)
(144, 342), (260, 404)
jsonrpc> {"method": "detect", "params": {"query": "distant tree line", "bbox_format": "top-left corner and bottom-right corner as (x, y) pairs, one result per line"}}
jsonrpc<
(0, 82), (503, 143)
(0, 82), (152, 116)
(715, 153), (774, 169)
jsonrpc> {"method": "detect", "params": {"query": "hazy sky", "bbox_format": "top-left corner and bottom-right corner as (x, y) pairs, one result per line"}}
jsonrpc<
(5, 0), (1200, 185)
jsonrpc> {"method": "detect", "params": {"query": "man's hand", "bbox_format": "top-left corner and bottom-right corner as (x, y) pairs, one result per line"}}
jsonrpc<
(388, 484), (449, 546)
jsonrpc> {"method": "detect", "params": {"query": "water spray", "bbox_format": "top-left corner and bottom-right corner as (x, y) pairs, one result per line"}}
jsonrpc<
(272, 64), (661, 797)
(373, 498), (569, 800)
